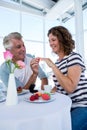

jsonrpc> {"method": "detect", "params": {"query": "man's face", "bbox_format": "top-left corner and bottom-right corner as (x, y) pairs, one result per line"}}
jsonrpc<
(10, 38), (26, 61)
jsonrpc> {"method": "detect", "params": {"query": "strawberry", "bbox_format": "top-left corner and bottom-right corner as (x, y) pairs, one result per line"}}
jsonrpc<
(30, 95), (35, 101)
(34, 94), (39, 99)
(42, 93), (50, 100)
(29, 94), (39, 101)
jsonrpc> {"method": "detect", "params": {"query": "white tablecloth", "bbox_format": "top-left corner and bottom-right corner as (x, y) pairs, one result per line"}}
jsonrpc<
(0, 92), (72, 130)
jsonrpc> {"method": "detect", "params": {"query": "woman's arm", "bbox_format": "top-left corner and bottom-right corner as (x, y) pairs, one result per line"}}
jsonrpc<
(42, 58), (82, 94)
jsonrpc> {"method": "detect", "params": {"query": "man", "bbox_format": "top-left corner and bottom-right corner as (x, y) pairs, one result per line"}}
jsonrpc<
(0, 32), (48, 92)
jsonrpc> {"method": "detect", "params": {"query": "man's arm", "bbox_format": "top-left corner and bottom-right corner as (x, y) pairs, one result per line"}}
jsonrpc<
(40, 78), (48, 90)
(23, 73), (37, 89)
(25, 54), (48, 90)
(30, 57), (48, 90)
(38, 63), (48, 90)
(23, 56), (39, 90)
(23, 73), (48, 90)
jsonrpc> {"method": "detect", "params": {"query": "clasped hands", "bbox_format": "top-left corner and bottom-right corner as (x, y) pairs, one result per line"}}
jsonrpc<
(30, 57), (55, 74)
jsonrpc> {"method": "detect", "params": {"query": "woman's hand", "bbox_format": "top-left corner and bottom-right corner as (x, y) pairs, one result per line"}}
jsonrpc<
(41, 58), (55, 68)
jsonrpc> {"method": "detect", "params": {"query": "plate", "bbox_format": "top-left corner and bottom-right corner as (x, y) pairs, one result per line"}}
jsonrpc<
(24, 96), (56, 103)
(0, 96), (6, 103)
(18, 89), (29, 95)
(2, 89), (29, 96)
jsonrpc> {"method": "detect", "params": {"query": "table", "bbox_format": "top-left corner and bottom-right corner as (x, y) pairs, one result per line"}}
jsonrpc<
(0, 92), (72, 130)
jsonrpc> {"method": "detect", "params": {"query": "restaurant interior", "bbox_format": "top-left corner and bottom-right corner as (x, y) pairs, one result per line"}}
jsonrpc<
(0, 0), (87, 130)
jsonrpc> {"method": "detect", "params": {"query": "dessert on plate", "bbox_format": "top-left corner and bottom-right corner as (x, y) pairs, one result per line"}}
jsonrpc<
(17, 86), (22, 93)
(29, 92), (51, 101)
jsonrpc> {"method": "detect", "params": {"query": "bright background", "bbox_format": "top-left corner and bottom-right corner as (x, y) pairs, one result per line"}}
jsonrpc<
(0, 4), (87, 88)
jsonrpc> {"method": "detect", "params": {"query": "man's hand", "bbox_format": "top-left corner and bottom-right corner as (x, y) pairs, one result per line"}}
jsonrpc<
(30, 57), (40, 74)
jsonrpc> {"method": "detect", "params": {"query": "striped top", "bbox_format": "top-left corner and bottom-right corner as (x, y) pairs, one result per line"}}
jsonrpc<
(53, 52), (87, 108)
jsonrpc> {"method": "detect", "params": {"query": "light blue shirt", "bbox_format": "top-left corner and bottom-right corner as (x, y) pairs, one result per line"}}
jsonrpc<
(0, 54), (47, 88)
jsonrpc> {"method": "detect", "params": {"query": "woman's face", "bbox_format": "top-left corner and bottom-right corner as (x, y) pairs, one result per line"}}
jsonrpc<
(48, 33), (61, 54)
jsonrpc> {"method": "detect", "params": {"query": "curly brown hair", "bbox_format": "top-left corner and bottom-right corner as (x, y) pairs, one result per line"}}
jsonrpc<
(47, 26), (75, 55)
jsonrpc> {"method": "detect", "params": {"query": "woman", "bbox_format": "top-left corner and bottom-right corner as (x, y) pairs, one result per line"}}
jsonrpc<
(42, 26), (87, 130)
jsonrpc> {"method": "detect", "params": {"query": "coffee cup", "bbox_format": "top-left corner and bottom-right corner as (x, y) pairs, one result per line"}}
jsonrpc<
(44, 85), (52, 93)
